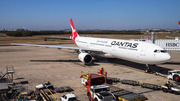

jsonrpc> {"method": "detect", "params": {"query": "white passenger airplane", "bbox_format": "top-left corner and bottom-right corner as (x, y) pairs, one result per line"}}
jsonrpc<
(11, 19), (171, 72)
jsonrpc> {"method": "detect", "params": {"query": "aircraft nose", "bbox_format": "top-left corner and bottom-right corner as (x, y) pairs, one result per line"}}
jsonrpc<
(164, 53), (171, 61)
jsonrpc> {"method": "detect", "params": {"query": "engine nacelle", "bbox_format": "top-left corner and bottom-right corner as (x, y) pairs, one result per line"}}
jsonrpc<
(78, 53), (92, 64)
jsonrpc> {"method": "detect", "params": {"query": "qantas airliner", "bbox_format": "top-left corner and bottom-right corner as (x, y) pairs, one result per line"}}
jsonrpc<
(11, 19), (171, 72)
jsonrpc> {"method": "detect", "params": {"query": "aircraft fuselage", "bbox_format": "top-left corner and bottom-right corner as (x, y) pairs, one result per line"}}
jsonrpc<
(75, 37), (171, 64)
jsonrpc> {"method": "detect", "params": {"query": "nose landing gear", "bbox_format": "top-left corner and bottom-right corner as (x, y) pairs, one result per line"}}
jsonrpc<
(145, 64), (152, 73)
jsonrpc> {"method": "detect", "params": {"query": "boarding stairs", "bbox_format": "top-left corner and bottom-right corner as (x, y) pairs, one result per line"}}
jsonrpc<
(11, 86), (24, 99)
(0, 65), (14, 84)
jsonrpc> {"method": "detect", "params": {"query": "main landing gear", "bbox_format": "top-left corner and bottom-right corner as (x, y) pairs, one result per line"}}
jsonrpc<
(145, 64), (152, 73)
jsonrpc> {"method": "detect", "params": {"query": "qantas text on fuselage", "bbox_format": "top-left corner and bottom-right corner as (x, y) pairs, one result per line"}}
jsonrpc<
(111, 41), (138, 48)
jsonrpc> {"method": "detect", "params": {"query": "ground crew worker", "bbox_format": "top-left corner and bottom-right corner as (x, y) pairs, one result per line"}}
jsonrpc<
(101, 67), (104, 74)
(165, 81), (173, 89)
(99, 67), (104, 74)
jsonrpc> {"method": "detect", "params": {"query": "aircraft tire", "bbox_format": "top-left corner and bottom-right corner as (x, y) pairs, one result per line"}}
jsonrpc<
(162, 88), (168, 92)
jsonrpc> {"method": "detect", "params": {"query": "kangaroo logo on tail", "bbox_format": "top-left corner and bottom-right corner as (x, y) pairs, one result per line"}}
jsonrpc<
(178, 21), (180, 27)
(70, 19), (79, 45)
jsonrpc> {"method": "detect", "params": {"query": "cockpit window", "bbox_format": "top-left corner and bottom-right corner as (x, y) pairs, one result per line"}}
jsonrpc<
(160, 50), (167, 53)
(154, 49), (167, 53)
(154, 50), (160, 53)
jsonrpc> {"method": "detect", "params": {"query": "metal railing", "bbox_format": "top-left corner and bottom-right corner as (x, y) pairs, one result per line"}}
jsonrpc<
(0, 65), (14, 84)
(11, 86), (24, 99)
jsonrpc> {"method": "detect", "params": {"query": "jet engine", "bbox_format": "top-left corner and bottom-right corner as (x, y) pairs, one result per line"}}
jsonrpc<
(78, 53), (92, 64)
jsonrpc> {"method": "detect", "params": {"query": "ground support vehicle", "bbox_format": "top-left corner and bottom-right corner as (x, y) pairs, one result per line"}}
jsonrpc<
(121, 79), (140, 86)
(161, 85), (180, 95)
(35, 82), (59, 101)
(81, 68), (116, 101)
(140, 83), (161, 90)
(39, 89), (54, 101)
(167, 70), (180, 82)
(87, 85), (116, 101)
(60, 93), (78, 101)
(108, 85), (146, 101)
(155, 72), (167, 78)
(80, 68), (107, 88)
(112, 90), (146, 101)
(14, 90), (34, 101)
(107, 77), (120, 84)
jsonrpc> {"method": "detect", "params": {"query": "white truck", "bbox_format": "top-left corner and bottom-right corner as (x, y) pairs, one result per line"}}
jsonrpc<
(60, 93), (78, 101)
(87, 85), (116, 101)
(167, 70), (180, 82)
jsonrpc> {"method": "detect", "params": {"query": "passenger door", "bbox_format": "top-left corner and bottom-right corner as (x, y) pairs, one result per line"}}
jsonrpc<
(140, 46), (147, 56)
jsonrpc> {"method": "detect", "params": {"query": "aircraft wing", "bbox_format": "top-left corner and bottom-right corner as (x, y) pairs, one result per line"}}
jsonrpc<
(11, 43), (106, 53)
(51, 36), (72, 40)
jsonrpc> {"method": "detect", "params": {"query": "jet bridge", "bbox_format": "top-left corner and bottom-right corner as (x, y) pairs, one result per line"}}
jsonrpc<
(136, 32), (180, 51)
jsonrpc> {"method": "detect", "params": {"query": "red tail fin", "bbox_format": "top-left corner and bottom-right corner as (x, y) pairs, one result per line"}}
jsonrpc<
(70, 19), (79, 44)
(178, 21), (180, 27)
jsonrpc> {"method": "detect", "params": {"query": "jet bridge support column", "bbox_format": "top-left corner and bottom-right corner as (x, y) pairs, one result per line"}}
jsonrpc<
(151, 32), (155, 44)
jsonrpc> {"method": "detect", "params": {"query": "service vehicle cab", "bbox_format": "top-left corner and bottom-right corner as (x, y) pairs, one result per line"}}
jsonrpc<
(80, 68), (107, 88)
(87, 85), (116, 101)
(60, 93), (78, 101)
(167, 70), (180, 82)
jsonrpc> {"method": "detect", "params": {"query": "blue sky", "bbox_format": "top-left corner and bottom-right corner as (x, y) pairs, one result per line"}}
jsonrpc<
(0, 0), (180, 30)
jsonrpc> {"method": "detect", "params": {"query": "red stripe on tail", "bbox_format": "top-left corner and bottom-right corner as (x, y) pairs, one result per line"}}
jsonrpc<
(178, 21), (180, 27)
(70, 19), (79, 45)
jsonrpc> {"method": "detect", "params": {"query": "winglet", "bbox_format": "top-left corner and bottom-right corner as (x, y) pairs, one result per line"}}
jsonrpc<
(178, 21), (180, 27)
(70, 19), (79, 44)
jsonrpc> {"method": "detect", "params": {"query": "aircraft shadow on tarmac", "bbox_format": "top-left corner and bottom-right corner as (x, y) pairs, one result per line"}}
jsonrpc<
(30, 57), (173, 74)
(163, 62), (180, 65)
(30, 60), (100, 66)
(30, 60), (80, 62)
(94, 57), (173, 75)
(113, 59), (172, 75)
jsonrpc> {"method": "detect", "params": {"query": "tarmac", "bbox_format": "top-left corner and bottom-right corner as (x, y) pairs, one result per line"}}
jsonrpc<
(0, 44), (180, 101)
